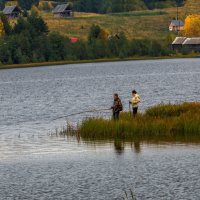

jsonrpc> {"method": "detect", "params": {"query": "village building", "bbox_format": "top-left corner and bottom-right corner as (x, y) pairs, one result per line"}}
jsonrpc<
(52, 4), (73, 18)
(70, 38), (78, 43)
(172, 37), (187, 50)
(3, 5), (22, 19)
(182, 38), (200, 52)
(172, 37), (200, 52)
(169, 20), (184, 31)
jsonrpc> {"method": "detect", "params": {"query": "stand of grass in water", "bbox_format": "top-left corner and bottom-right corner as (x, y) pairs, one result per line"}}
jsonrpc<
(63, 102), (200, 143)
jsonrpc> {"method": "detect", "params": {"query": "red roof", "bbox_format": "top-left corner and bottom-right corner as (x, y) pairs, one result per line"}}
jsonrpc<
(71, 38), (78, 43)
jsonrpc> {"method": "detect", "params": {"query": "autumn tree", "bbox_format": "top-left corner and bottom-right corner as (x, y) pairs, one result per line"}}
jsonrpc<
(0, 20), (5, 37)
(31, 5), (40, 16)
(184, 15), (200, 37)
(0, 14), (12, 35)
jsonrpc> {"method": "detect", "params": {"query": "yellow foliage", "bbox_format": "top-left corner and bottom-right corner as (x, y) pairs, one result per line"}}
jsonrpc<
(38, 1), (53, 11)
(31, 5), (40, 16)
(183, 15), (200, 37)
(48, 2), (53, 10)
(0, 20), (5, 37)
(99, 29), (110, 41)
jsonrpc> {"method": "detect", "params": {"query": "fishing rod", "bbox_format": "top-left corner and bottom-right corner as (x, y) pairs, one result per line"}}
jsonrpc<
(52, 108), (112, 121)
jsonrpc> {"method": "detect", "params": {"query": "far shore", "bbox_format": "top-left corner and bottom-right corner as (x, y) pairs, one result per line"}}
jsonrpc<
(0, 55), (199, 70)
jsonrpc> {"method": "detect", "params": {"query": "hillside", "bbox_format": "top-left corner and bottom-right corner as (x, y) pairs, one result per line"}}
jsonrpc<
(2, 0), (200, 41)
(40, 0), (199, 41)
(184, 0), (200, 15)
(42, 7), (183, 41)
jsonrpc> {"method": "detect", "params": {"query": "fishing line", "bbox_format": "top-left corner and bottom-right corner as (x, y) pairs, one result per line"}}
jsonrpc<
(52, 108), (112, 121)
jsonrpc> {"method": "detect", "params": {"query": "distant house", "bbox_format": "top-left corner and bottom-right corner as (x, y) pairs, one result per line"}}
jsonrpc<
(70, 38), (78, 43)
(182, 38), (200, 52)
(172, 37), (187, 50)
(169, 20), (184, 31)
(3, 5), (22, 19)
(172, 37), (200, 52)
(52, 4), (73, 18)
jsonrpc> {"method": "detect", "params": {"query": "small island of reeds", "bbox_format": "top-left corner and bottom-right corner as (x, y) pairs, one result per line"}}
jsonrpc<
(63, 102), (200, 143)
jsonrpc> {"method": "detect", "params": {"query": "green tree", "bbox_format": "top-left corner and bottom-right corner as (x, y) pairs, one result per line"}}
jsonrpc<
(88, 25), (101, 43)
(48, 32), (68, 61)
(27, 14), (49, 35)
(0, 0), (5, 10)
(17, 0), (39, 10)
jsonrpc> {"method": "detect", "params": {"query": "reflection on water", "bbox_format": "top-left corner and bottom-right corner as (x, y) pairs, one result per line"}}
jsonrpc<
(132, 141), (141, 154)
(114, 141), (141, 154)
(1, 141), (200, 199)
(114, 140), (125, 154)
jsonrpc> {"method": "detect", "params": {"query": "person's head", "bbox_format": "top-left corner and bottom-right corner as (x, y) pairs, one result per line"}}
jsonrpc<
(113, 93), (118, 100)
(132, 90), (137, 96)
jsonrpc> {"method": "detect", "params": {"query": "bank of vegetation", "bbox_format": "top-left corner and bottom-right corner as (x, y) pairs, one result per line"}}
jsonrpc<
(0, 11), (174, 65)
(1, 0), (200, 66)
(63, 102), (200, 143)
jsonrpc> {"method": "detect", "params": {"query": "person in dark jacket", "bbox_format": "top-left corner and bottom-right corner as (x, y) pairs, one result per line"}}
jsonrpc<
(111, 93), (123, 120)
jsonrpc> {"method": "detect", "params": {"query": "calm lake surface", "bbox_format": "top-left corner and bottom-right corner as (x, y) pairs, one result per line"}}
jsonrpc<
(0, 59), (200, 199)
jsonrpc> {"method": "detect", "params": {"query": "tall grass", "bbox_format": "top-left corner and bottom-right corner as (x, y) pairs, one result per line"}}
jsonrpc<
(63, 102), (200, 143)
(42, 7), (181, 41)
(110, 11), (167, 17)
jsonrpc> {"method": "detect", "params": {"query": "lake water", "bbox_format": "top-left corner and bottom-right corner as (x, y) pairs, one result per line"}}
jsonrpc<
(0, 59), (200, 199)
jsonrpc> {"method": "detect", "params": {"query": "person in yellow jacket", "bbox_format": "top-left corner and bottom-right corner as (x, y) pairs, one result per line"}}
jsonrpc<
(129, 90), (141, 117)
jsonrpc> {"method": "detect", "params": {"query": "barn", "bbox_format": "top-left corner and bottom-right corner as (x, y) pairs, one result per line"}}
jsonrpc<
(172, 37), (200, 52)
(3, 5), (22, 19)
(52, 4), (73, 18)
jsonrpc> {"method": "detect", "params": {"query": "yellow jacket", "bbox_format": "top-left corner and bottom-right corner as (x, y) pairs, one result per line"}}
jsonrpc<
(131, 94), (141, 108)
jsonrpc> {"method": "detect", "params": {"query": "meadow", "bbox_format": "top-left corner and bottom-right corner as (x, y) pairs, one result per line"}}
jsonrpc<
(62, 102), (200, 143)
(41, 7), (184, 41)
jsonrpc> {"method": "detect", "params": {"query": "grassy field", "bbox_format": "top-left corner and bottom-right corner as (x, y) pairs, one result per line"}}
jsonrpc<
(62, 102), (200, 143)
(5, 1), (200, 42)
(41, 7), (186, 41)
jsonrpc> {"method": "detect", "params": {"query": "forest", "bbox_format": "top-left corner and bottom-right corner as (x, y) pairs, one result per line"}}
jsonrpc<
(0, 0), (185, 12)
(0, 12), (172, 65)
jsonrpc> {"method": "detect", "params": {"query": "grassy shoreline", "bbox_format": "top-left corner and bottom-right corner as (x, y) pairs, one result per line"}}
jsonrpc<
(0, 55), (199, 70)
(63, 102), (200, 143)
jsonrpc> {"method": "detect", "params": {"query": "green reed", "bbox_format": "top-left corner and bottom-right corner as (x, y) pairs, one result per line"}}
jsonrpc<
(64, 102), (200, 142)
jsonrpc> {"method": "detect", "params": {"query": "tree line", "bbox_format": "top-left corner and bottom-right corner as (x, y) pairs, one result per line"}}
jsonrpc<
(0, 12), (172, 65)
(71, 0), (185, 13)
(0, 0), (185, 12)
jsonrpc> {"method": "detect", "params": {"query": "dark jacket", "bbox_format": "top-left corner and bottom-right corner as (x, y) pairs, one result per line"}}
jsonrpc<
(112, 97), (123, 113)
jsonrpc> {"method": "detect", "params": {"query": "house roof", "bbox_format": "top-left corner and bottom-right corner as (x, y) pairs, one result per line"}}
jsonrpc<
(71, 38), (78, 43)
(183, 38), (200, 45)
(170, 20), (184, 26)
(172, 37), (187, 45)
(52, 4), (72, 13)
(3, 5), (21, 15)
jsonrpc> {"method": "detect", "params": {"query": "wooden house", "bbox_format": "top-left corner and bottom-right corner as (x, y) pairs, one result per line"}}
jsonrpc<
(52, 4), (73, 18)
(172, 37), (200, 52)
(169, 20), (184, 31)
(3, 5), (22, 19)
(182, 38), (200, 52)
(172, 37), (187, 50)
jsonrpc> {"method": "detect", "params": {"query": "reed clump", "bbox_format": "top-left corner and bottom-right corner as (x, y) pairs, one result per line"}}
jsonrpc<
(65, 102), (200, 142)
